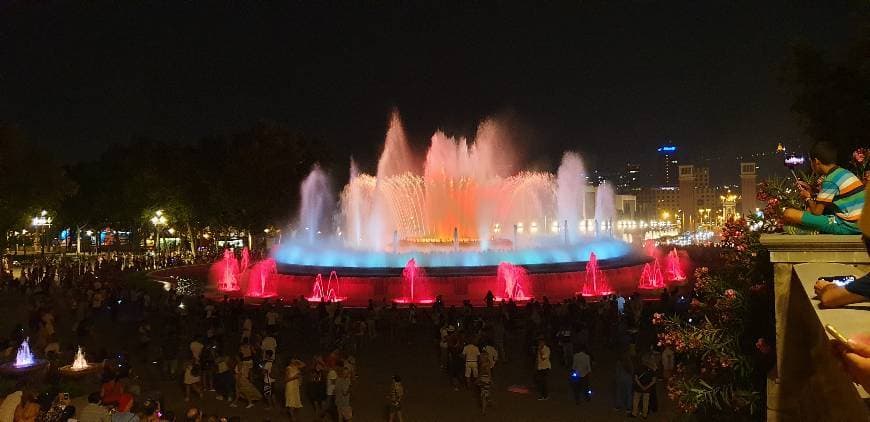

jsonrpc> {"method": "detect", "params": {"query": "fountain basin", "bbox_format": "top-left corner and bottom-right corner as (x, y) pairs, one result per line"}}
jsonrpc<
(58, 363), (102, 378)
(0, 360), (49, 377)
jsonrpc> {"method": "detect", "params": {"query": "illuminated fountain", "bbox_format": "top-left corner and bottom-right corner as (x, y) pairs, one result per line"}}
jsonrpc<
(59, 346), (101, 377)
(665, 248), (687, 282)
(240, 247), (251, 272)
(638, 241), (665, 289)
(210, 249), (240, 292)
(496, 262), (531, 300)
(246, 259), (277, 298)
(271, 111), (646, 304)
(0, 338), (48, 376)
(394, 258), (434, 304)
(580, 252), (614, 297)
(15, 338), (33, 367)
(638, 260), (665, 289)
(308, 271), (345, 302)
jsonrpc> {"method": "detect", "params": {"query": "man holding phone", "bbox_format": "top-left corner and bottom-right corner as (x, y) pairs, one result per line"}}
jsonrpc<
(782, 141), (865, 235)
(814, 198), (870, 308)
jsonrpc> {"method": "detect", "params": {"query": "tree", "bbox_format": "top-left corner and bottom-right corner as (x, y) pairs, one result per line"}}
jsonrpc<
(782, 20), (870, 157)
(0, 124), (75, 251)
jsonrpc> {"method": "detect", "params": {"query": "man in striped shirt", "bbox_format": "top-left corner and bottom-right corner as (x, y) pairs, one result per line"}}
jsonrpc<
(784, 141), (865, 234)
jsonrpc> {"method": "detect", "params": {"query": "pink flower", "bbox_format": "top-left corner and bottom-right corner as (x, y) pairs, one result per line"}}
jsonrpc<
(724, 289), (737, 299)
(854, 150), (866, 164)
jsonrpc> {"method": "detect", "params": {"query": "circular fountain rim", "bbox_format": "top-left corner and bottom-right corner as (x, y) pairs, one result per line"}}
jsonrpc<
(277, 252), (651, 278)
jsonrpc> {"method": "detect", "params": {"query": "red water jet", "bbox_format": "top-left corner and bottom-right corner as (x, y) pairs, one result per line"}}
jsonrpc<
(395, 258), (434, 304)
(309, 271), (344, 302)
(581, 252), (614, 296)
(496, 262), (532, 300)
(246, 258), (277, 298)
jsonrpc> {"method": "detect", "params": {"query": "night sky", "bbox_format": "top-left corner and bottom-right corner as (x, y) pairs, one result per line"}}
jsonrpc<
(0, 1), (859, 183)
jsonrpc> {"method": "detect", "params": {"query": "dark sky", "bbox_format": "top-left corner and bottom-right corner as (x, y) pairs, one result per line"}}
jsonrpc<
(0, 1), (860, 183)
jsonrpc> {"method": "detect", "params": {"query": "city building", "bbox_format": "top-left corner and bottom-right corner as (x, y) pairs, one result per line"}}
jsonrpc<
(657, 144), (679, 187)
(617, 163), (641, 194)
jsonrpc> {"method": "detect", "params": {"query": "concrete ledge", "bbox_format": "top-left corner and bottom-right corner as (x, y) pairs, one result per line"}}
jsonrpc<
(760, 234), (870, 420)
(761, 234), (868, 264)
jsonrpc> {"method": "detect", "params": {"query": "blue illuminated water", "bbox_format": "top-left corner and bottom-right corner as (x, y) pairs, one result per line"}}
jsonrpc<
(274, 237), (631, 269)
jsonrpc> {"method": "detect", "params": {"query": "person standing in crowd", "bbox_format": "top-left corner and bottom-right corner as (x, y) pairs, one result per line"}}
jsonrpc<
(183, 359), (203, 402)
(614, 355), (634, 415)
(261, 350), (276, 410)
(478, 347), (494, 415)
(335, 367), (353, 422)
(213, 351), (235, 403)
(233, 356), (261, 409)
(536, 337), (552, 400)
(307, 355), (328, 420)
(387, 374), (404, 422)
(632, 360), (656, 418)
(462, 339), (480, 388)
(284, 358), (305, 420)
(571, 345), (592, 404)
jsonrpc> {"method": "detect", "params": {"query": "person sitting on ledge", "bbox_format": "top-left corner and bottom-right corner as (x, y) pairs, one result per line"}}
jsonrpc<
(783, 141), (865, 235)
(815, 199), (870, 307)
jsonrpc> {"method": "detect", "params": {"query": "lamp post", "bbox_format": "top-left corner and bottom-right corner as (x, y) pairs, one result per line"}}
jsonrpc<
(150, 210), (168, 254)
(31, 210), (52, 256)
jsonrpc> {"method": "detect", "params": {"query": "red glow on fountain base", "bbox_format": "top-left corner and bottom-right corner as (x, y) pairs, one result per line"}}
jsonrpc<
(392, 298), (435, 304)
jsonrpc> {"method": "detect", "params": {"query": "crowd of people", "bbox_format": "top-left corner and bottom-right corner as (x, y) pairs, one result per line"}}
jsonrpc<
(0, 249), (695, 421)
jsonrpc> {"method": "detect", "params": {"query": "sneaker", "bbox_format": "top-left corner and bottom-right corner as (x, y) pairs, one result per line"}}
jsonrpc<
(246, 403), (255, 409)
(229, 402), (238, 408)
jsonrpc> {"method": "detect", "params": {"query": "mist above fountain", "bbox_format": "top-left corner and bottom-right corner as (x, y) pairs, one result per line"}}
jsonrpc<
(275, 111), (630, 269)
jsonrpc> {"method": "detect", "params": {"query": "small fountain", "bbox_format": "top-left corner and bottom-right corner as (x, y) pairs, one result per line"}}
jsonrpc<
(665, 248), (686, 282)
(210, 249), (240, 292)
(581, 252), (614, 297)
(245, 259), (277, 298)
(240, 247), (251, 272)
(395, 258), (434, 304)
(15, 338), (33, 367)
(496, 262), (532, 301)
(308, 271), (345, 302)
(638, 260), (665, 289)
(0, 338), (48, 376)
(59, 346), (100, 377)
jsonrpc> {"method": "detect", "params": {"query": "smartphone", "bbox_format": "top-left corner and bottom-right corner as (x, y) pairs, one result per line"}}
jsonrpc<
(825, 324), (851, 349)
(821, 275), (856, 287)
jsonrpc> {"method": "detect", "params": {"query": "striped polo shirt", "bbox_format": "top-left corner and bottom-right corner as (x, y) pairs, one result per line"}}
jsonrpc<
(815, 166), (865, 224)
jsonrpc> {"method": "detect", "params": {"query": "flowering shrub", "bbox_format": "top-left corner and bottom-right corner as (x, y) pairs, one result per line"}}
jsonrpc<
(851, 148), (869, 180)
(655, 219), (770, 417)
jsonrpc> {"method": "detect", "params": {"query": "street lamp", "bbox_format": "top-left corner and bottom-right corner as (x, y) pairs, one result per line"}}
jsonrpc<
(150, 210), (168, 253)
(31, 210), (52, 256)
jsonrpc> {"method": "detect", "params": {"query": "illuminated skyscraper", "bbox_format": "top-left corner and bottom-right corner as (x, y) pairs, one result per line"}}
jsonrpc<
(657, 145), (678, 187)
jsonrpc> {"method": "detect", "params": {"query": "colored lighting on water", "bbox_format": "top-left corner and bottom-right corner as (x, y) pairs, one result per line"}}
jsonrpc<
(15, 338), (34, 368)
